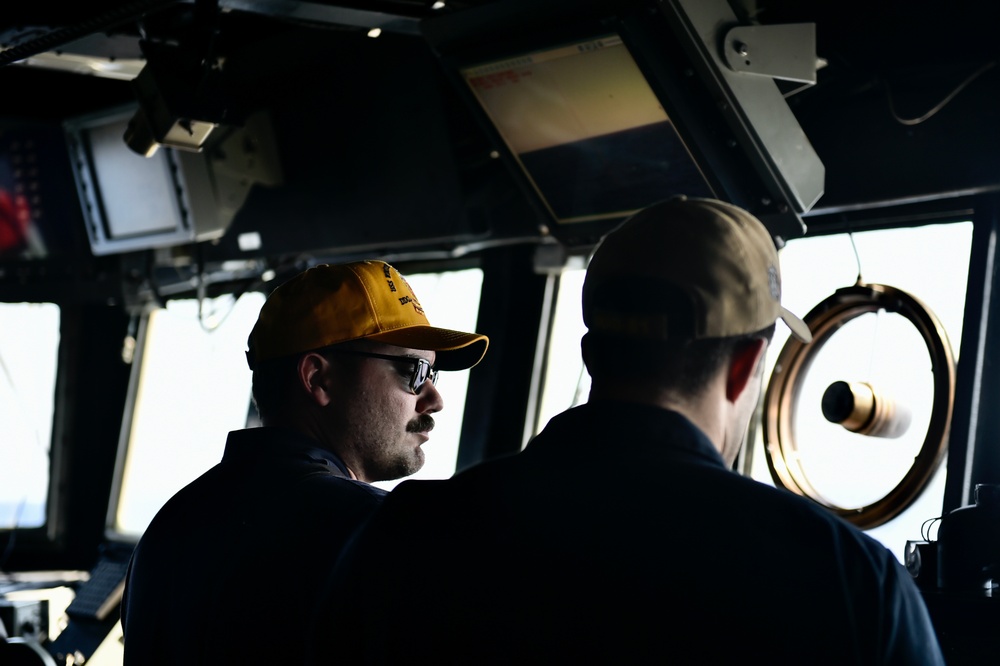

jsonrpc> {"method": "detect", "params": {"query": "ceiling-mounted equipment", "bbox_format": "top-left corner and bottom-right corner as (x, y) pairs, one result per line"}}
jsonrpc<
(66, 104), (282, 256)
(762, 283), (955, 529)
(124, 37), (240, 157)
(661, 0), (824, 237)
(421, 0), (824, 247)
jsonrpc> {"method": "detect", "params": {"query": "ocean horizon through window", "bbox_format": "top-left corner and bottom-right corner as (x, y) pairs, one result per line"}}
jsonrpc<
(0, 302), (60, 532)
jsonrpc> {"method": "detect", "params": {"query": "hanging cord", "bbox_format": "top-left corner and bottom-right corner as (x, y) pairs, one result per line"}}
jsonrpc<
(194, 246), (261, 333)
(192, 243), (238, 333)
(887, 61), (997, 126)
(845, 217), (864, 286)
(842, 218), (882, 378)
(921, 515), (943, 542)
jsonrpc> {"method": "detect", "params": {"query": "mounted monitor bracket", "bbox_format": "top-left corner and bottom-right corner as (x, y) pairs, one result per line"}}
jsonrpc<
(661, 0), (825, 220)
(722, 23), (821, 85)
(66, 104), (282, 257)
(420, 0), (823, 248)
(124, 40), (255, 157)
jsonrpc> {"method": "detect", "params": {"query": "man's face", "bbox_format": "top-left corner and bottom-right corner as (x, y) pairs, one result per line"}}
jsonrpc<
(324, 343), (444, 483)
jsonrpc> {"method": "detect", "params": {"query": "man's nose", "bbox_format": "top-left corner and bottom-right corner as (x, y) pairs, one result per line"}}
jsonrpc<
(418, 379), (444, 414)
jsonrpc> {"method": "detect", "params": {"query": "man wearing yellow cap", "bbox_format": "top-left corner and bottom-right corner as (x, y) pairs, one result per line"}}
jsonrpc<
(120, 260), (488, 666)
(312, 198), (944, 664)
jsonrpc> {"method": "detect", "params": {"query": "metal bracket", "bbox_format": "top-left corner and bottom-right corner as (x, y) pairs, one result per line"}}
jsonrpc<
(660, 0), (825, 218)
(723, 23), (820, 85)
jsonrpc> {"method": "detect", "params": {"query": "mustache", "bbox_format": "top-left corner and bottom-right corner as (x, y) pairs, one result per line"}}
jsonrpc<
(407, 414), (435, 434)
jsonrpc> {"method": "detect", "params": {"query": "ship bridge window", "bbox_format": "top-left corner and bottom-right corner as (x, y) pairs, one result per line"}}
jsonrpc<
(0, 302), (60, 532)
(748, 221), (973, 563)
(111, 292), (265, 538)
(535, 221), (973, 563)
(372, 267), (484, 492)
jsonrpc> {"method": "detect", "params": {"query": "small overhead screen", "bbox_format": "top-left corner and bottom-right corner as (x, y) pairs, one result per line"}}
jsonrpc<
(460, 34), (712, 227)
(64, 105), (234, 257)
(84, 119), (185, 240)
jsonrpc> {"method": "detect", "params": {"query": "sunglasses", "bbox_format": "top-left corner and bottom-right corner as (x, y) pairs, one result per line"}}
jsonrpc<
(322, 348), (439, 394)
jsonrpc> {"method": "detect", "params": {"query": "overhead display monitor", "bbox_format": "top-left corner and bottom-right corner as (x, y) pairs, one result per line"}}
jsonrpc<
(81, 116), (185, 241)
(460, 34), (712, 227)
(64, 105), (244, 257)
(423, 0), (822, 245)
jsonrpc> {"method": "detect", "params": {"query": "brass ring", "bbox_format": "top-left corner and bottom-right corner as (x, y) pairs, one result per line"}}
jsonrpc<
(762, 283), (955, 529)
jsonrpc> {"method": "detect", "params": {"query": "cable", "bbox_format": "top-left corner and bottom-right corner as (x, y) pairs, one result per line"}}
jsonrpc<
(887, 61), (997, 126)
(921, 515), (942, 542)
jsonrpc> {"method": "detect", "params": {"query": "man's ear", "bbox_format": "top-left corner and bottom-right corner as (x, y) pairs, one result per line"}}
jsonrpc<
(581, 332), (593, 376)
(725, 338), (766, 403)
(297, 352), (334, 407)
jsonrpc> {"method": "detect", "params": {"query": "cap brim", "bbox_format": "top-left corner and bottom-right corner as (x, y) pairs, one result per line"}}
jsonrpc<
(368, 326), (489, 371)
(780, 306), (812, 344)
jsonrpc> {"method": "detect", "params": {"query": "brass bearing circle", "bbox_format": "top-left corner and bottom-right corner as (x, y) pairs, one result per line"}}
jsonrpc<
(762, 283), (955, 529)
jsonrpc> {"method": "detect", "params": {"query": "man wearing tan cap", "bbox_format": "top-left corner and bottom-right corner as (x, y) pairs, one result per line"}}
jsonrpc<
(120, 260), (488, 666)
(310, 198), (944, 664)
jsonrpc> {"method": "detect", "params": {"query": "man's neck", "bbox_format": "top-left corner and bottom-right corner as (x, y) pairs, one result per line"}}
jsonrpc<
(588, 381), (727, 454)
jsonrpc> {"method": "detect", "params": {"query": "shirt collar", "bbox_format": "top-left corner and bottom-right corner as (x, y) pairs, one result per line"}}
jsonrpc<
(222, 426), (352, 478)
(535, 400), (728, 468)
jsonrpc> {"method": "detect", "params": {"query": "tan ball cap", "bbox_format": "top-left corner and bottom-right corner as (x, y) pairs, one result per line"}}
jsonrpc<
(582, 197), (811, 343)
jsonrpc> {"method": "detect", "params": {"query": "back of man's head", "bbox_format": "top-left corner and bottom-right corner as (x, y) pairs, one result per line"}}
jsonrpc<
(581, 196), (809, 391)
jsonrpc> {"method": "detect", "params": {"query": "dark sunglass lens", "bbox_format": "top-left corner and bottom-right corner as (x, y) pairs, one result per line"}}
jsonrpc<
(412, 360), (430, 393)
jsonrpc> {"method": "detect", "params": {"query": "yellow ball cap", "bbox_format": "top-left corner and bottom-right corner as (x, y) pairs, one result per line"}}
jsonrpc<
(247, 260), (489, 371)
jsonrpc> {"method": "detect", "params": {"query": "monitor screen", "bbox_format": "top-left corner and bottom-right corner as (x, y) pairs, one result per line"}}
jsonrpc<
(64, 105), (231, 257)
(65, 106), (196, 256)
(460, 34), (713, 226)
(83, 118), (184, 240)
